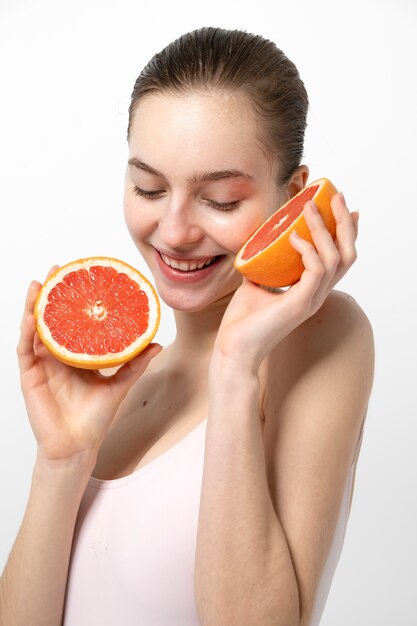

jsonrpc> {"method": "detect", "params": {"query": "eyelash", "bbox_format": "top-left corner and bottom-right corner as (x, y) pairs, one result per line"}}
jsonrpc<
(131, 185), (240, 211)
(132, 186), (162, 199)
(208, 199), (240, 211)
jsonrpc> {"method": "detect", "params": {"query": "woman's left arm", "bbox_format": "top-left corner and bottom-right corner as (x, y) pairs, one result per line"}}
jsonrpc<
(195, 359), (301, 625)
(194, 193), (374, 625)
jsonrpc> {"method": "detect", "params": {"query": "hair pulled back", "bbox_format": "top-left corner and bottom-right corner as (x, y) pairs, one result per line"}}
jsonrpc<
(127, 27), (309, 187)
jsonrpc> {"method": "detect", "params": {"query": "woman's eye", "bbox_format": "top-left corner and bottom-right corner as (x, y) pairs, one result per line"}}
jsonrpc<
(132, 185), (239, 211)
(132, 185), (164, 198)
(205, 199), (240, 211)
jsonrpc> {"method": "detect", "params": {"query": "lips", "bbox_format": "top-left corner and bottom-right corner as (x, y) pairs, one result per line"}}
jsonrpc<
(154, 247), (225, 283)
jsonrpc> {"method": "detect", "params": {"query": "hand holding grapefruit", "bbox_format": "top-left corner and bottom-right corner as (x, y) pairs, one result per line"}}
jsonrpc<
(17, 259), (162, 464)
(34, 257), (161, 369)
(234, 178), (338, 288)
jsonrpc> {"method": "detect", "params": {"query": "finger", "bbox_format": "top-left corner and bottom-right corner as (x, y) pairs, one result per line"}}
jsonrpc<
(331, 193), (358, 267)
(303, 200), (341, 277)
(45, 264), (60, 281)
(19, 280), (41, 333)
(289, 230), (326, 296)
(111, 343), (163, 389)
(30, 266), (59, 350)
(17, 281), (42, 372)
(29, 266), (59, 352)
(352, 211), (359, 240)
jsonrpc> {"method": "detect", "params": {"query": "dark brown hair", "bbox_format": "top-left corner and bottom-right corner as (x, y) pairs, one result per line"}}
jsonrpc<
(127, 27), (309, 187)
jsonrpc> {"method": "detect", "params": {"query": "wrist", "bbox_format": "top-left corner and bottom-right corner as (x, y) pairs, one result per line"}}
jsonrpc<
(207, 357), (262, 427)
(209, 350), (260, 386)
(34, 448), (98, 488)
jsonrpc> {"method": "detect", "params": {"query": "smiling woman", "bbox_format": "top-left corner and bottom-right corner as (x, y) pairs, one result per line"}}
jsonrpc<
(2, 26), (374, 626)
(122, 89), (290, 313)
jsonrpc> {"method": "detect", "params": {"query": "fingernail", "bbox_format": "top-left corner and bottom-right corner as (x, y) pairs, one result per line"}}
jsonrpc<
(309, 200), (318, 213)
(339, 191), (346, 203)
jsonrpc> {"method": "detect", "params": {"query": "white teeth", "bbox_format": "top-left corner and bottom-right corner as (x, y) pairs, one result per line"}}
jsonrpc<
(160, 253), (216, 271)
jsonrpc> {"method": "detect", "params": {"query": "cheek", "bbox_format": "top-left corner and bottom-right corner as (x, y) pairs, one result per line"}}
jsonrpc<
(123, 198), (152, 240)
(225, 190), (285, 253)
(219, 211), (267, 255)
(123, 200), (137, 237)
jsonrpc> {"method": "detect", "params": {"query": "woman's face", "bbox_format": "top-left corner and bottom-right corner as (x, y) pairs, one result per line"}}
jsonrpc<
(124, 90), (286, 312)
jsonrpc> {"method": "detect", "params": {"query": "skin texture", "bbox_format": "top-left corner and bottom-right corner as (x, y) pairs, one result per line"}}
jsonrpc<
(2, 87), (369, 626)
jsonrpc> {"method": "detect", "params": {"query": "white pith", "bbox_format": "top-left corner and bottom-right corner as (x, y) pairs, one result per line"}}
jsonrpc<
(272, 214), (289, 230)
(160, 252), (216, 271)
(35, 257), (160, 365)
(89, 300), (107, 319)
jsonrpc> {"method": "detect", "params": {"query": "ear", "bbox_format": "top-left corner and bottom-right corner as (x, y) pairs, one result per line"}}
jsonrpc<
(285, 165), (310, 199)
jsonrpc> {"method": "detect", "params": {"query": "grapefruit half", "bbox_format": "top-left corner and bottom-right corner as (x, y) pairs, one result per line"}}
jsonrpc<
(34, 257), (161, 369)
(234, 178), (338, 288)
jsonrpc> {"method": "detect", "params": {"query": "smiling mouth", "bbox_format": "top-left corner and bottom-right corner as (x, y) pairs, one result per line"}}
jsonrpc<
(159, 251), (224, 272)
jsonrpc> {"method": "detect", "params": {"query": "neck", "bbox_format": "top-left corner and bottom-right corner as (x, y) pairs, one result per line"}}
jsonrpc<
(169, 291), (234, 367)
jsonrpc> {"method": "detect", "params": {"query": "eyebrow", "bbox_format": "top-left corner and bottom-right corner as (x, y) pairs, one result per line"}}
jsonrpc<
(128, 157), (255, 184)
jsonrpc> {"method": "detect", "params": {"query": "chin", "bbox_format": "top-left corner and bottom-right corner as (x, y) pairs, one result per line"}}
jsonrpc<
(155, 280), (239, 313)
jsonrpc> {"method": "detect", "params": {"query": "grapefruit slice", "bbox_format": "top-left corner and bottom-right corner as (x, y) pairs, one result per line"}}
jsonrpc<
(234, 178), (338, 288)
(34, 257), (161, 369)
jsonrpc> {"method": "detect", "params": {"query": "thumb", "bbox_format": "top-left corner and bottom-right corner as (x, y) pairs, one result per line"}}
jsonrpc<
(112, 343), (163, 388)
(352, 211), (359, 240)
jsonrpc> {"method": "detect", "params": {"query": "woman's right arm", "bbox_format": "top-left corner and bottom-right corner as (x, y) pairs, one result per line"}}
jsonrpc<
(0, 275), (162, 626)
(0, 452), (97, 626)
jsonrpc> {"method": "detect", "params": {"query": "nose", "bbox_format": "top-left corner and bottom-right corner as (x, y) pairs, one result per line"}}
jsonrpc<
(158, 197), (204, 249)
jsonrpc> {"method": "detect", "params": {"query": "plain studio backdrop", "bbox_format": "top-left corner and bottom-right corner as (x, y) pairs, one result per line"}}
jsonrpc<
(1, 1), (416, 624)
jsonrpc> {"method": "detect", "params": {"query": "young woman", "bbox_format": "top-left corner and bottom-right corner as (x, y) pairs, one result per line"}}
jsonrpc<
(1, 27), (374, 626)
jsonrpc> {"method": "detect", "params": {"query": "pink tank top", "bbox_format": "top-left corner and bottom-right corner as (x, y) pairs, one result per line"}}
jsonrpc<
(63, 415), (366, 626)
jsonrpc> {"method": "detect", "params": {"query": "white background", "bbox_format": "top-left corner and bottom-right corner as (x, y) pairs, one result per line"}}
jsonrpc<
(1, 1), (416, 624)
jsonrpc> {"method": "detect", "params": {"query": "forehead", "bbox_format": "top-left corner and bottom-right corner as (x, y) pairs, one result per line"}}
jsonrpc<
(128, 91), (274, 182)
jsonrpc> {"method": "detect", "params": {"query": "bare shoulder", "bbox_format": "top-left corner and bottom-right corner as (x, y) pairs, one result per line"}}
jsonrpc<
(261, 288), (375, 410)
(314, 288), (373, 332)
(262, 290), (374, 380)
(294, 288), (374, 350)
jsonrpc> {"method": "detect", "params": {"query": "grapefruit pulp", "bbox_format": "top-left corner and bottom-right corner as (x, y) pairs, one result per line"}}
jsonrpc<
(34, 257), (161, 369)
(234, 178), (338, 287)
